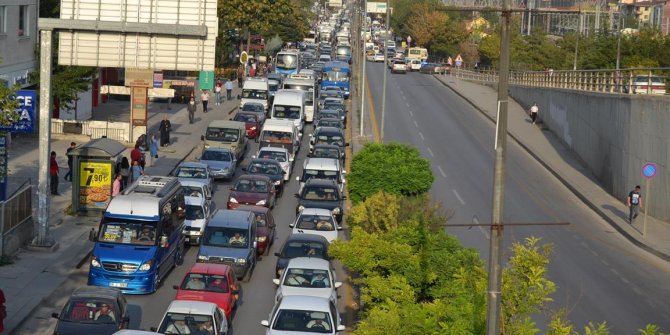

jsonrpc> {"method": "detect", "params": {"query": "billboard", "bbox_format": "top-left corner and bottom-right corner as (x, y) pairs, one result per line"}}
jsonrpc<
(367, 2), (388, 13)
(0, 90), (36, 133)
(58, 0), (217, 71)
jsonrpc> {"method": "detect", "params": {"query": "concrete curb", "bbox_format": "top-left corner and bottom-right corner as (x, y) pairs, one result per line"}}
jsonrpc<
(433, 75), (670, 263)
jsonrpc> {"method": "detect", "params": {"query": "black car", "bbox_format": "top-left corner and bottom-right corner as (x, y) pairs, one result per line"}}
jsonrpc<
(52, 287), (129, 335)
(317, 109), (346, 126)
(295, 178), (346, 222)
(244, 158), (286, 196)
(420, 63), (441, 74)
(309, 143), (344, 161)
(314, 117), (344, 130)
(274, 233), (330, 278)
(310, 126), (347, 154)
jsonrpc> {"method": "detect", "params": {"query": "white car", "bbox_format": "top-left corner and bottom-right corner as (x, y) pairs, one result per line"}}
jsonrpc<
(290, 208), (341, 243)
(156, 300), (229, 335)
(408, 59), (422, 71)
(183, 196), (210, 245)
(272, 257), (342, 304)
(255, 147), (292, 181)
(261, 296), (346, 334)
(373, 53), (385, 62)
(391, 60), (407, 74)
(632, 75), (666, 95)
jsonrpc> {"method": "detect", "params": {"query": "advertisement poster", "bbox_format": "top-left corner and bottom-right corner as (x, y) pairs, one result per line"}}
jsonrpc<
(0, 90), (36, 133)
(131, 87), (147, 126)
(0, 136), (7, 201)
(79, 161), (113, 210)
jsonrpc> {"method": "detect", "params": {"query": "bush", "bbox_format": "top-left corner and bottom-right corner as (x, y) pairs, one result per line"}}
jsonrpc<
(347, 143), (434, 204)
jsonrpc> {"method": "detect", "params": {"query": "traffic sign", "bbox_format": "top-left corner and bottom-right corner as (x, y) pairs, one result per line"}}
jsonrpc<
(642, 163), (657, 179)
(455, 54), (463, 67)
(240, 51), (248, 64)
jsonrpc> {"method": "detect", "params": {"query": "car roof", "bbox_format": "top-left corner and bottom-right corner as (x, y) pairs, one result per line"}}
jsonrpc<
(299, 207), (333, 216)
(249, 158), (282, 166)
(243, 101), (264, 106)
(178, 162), (208, 169)
(258, 147), (289, 154)
(187, 262), (233, 275)
(286, 257), (331, 271)
(304, 178), (339, 187)
(71, 286), (122, 300)
(237, 174), (272, 182)
(285, 232), (330, 244)
(236, 205), (271, 215)
(185, 196), (207, 206)
(202, 147), (233, 153)
(315, 126), (344, 134)
(312, 143), (341, 150)
(304, 158), (339, 170)
(166, 300), (219, 314)
(277, 295), (332, 311)
(208, 209), (253, 228)
(179, 179), (209, 187)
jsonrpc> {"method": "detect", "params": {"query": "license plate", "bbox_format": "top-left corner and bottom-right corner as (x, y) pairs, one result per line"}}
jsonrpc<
(110, 282), (127, 288)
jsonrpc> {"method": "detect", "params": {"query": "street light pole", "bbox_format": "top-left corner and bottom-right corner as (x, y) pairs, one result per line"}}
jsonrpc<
(360, 0), (367, 137)
(379, 0), (390, 142)
(486, 0), (512, 333)
(574, 4), (581, 70)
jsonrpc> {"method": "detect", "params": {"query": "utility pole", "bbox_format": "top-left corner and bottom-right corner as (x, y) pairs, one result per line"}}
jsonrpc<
(360, 0), (367, 137)
(379, 0), (390, 142)
(574, 5), (581, 70)
(486, 0), (511, 333)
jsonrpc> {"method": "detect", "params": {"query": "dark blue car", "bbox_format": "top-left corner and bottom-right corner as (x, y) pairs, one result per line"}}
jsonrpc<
(52, 287), (129, 335)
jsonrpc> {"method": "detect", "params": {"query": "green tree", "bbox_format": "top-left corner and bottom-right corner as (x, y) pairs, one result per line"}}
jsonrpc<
(0, 79), (21, 126)
(347, 143), (434, 204)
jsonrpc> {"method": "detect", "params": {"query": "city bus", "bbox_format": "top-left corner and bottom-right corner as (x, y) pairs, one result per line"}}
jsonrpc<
(406, 47), (428, 62)
(320, 61), (350, 98)
(275, 49), (301, 77)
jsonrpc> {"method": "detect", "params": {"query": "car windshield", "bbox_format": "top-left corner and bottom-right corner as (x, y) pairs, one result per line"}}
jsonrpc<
(206, 127), (239, 142)
(319, 112), (340, 120)
(314, 134), (344, 146)
(179, 273), (230, 293)
(635, 76), (663, 84)
(242, 103), (264, 113)
(242, 89), (268, 100)
(317, 120), (341, 128)
(183, 186), (205, 198)
(272, 309), (332, 333)
(176, 167), (208, 179)
(258, 150), (288, 162)
(302, 186), (339, 201)
(247, 161), (281, 175)
(203, 227), (249, 248)
(277, 54), (298, 69)
(98, 219), (157, 245)
(323, 103), (344, 111)
(312, 147), (340, 159)
(283, 268), (332, 288)
(201, 150), (232, 162)
(60, 298), (118, 324)
(185, 205), (205, 220)
(303, 169), (339, 182)
(234, 113), (257, 123)
(296, 213), (335, 231)
(281, 241), (327, 258)
(261, 131), (293, 143)
(234, 178), (269, 193)
(274, 105), (302, 120)
(159, 312), (214, 334)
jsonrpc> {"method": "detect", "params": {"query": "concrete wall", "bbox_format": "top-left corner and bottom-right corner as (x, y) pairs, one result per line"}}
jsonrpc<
(510, 86), (670, 220)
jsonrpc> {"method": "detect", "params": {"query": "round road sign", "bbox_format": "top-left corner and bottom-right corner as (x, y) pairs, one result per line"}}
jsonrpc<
(240, 51), (248, 64)
(642, 163), (657, 179)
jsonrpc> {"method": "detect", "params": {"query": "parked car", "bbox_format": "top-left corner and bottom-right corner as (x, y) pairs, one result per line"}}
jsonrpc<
(237, 205), (276, 255)
(227, 174), (277, 209)
(295, 179), (346, 223)
(272, 257), (342, 304)
(199, 148), (237, 181)
(260, 296), (346, 334)
(52, 287), (130, 335)
(232, 111), (262, 139)
(174, 162), (213, 190)
(291, 208), (341, 242)
(274, 234), (330, 278)
(155, 300), (229, 335)
(243, 158), (286, 197)
(391, 60), (407, 74)
(174, 263), (239, 321)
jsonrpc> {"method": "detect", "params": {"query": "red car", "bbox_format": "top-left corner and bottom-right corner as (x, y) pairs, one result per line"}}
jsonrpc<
(237, 205), (276, 255)
(173, 263), (239, 321)
(227, 174), (276, 209)
(233, 111), (262, 139)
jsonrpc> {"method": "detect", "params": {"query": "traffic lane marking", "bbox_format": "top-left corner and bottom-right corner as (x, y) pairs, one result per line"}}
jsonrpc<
(365, 71), (381, 143)
(453, 189), (465, 205)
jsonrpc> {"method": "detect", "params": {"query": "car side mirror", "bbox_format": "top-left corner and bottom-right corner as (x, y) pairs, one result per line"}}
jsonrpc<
(173, 285), (179, 290)
(337, 325), (346, 331)
(289, 222), (295, 228)
(201, 135), (205, 141)
(273, 278), (281, 285)
(335, 281), (342, 289)
(52, 313), (60, 319)
(342, 196), (347, 200)
(161, 235), (169, 248)
(294, 193), (300, 198)
(342, 170), (346, 174)
(261, 320), (270, 327)
(150, 327), (158, 332)
(237, 95), (242, 100)
(337, 225), (343, 231)
(253, 241), (258, 249)
(252, 155), (257, 159)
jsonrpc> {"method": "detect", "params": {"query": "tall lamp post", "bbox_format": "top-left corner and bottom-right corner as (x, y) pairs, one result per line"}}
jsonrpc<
(379, 0), (390, 142)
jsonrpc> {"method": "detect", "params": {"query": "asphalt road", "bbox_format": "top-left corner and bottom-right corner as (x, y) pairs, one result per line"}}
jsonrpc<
(364, 61), (670, 333)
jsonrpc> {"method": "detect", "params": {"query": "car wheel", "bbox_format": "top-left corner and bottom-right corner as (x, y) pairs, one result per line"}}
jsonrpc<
(175, 246), (184, 266)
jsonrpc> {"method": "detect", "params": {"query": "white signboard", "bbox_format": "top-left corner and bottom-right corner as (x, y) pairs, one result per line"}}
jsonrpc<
(58, 0), (217, 71)
(367, 2), (388, 14)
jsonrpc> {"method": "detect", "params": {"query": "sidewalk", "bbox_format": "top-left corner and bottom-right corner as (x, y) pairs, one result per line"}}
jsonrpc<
(433, 74), (670, 262)
(0, 86), (240, 334)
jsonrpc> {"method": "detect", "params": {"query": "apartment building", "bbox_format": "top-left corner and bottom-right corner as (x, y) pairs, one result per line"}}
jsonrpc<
(0, 1), (38, 88)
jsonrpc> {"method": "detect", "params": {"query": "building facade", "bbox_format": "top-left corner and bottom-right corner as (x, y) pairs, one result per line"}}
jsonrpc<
(0, 1), (38, 88)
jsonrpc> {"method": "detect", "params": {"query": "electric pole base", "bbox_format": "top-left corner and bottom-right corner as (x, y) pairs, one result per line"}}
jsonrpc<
(28, 236), (59, 252)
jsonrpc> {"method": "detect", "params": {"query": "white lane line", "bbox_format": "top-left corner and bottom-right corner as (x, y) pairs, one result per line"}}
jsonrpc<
(402, 95), (407, 101)
(406, 102), (410, 108)
(419, 132), (424, 141)
(452, 189), (465, 205)
(409, 110), (414, 116)
(427, 147), (434, 157)
(473, 217), (490, 239)
(437, 165), (447, 178)
(601, 259), (610, 267)
(413, 120), (418, 127)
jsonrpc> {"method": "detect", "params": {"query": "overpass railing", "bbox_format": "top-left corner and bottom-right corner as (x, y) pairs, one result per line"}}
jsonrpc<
(448, 67), (670, 96)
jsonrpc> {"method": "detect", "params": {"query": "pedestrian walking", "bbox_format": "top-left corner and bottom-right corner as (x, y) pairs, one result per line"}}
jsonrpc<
(225, 78), (234, 101)
(64, 142), (76, 181)
(50, 151), (59, 195)
(187, 96), (197, 124)
(131, 144), (142, 165)
(237, 65), (244, 88)
(159, 115), (172, 147)
(130, 160), (143, 183)
(529, 102), (539, 124)
(201, 90), (210, 113)
(149, 132), (159, 165)
(214, 80), (223, 105)
(249, 66), (256, 77)
(112, 174), (122, 197)
(628, 185), (642, 224)
(118, 157), (130, 189)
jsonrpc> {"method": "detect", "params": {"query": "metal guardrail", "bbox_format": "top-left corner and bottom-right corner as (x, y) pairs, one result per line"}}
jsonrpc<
(1, 184), (32, 235)
(448, 67), (670, 96)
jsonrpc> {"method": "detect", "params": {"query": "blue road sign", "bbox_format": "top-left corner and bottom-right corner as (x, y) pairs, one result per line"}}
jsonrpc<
(642, 163), (657, 179)
(0, 90), (36, 133)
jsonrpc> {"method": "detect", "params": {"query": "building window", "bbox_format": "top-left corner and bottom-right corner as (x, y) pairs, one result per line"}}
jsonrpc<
(18, 5), (29, 36)
(0, 6), (6, 34)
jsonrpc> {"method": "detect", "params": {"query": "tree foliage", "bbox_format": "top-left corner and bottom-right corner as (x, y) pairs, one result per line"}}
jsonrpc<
(347, 143), (434, 204)
(406, 3), (449, 48)
(0, 80), (21, 126)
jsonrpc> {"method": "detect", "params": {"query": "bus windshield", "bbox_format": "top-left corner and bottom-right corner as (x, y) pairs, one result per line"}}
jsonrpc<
(277, 54), (298, 70)
(98, 218), (158, 246)
(322, 71), (349, 82)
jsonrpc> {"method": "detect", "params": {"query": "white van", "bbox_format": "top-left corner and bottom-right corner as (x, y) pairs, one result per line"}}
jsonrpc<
(240, 77), (270, 111)
(297, 157), (346, 192)
(258, 119), (301, 162)
(282, 78), (316, 123)
(271, 89), (305, 134)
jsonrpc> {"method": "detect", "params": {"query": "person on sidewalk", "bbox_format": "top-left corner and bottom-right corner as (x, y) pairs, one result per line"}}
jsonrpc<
(214, 80), (223, 105)
(50, 151), (59, 195)
(130, 144), (142, 166)
(64, 142), (76, 181)
(112, 174), (122, 197)
(149, 132), (159, 165)
(225, 78), (234, 101)
(201, 90), (210, 113)
(130, 160), (143, 184)
(118, 157), (130, 189)
(187, 96), (197, 124)
(628, 185), (642, 224)
(159, 115), (172, 147)
(529, 102), (539, 124)
(237, 65), (244, 88)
